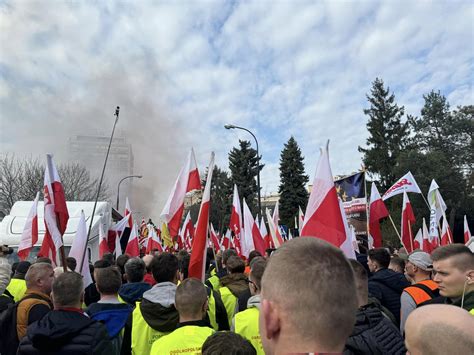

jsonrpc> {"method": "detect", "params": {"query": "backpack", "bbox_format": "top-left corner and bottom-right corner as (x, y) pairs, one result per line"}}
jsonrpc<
(0, 293), (45, 354)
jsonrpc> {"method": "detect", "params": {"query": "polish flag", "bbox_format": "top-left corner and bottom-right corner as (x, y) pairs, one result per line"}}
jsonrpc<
(124, 197), (133, 229)
(98, 223), (109, 259)
(160, 148), (201, 238)
(401, 191), (416, 253)
(125, 223), (140, 257)
(259, 217), (270, 249)
(440, 218), (452, 246)
(464, 215), (472, 244)
(272, 202), (284, 245)
(382, 172), (422, 200)
(38, 154), (69, 265)
(229, 184), (242, 241)
(146, 225), (163, 253)
(182, 212), (195, 251)
(266, 208), (282, 248)
(298, 206), (305, 231)
(18, 192), (40, 260)
(68, 211), (93, 288)
(300, 142), (346, 248)
(414, 228), (423, 250)
(369, 183), (389, 248)
(210, 224), (221, 252)
(189, 152), (215, 281)
(242, 199), (266, 257)
(108, 214), (131, 254)
(422, 217), (438, 253)
(222, 229), (231, 250)
(338, 198), (356, 259)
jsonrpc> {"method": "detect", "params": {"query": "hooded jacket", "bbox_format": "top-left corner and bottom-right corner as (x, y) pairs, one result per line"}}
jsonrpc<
(219, 274), (249, 298)
(118, 282), (151, 305)
(18, 309), (113, 354)
(368, 269), (410, 325)
(139, 282), (179, 332)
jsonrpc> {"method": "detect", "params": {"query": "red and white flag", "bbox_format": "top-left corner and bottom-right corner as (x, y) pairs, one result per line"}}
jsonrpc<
(440, 218), (452, 246)
(160, 148), (201, 238)
(189, 153), (214, 281)
(98, 223), (109, 259)
(369, 183), (389, 249)
(300, 142), (346, 249)
(298, 206), (305, 231)
(17, 192), (40, 261)
(266, 208), (282, 248)
(210, 223), (221, 252)
(401, 191), (416, 253)
(125, 223), (140, 257)
(272, 201), (284, 245)
(242, 198), (266, 257)
(124, 197), (133, 229)
(259, 217), (270, 249)
(222, 229), (231, 250)
(414, 228), (423, 251)
(382, 172), (422, 201)
(68, 211), (93, 288)
(229, 184), (242, 240)
(183, 212), (195, 251)
(108, 214), (131, 255)
(38, 154), (69, 265)
(464, 215), (472, 244)
(422, 217), (438, 253)
(146, 225), (163, 253)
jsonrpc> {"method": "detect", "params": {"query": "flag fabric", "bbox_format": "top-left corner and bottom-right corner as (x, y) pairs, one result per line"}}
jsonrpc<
(401, 191), (416, 253)
(189, 152), (214, 281)
(350, 225), (360, 254)
(18, 192), (40, 260)
(222, 229), (231, 250)
(266, 208), (282, 248)
(427, 180), (447, 243)
(98, 223), (109, 259)
(242, 198), (266, 257)
(38, 154), (69, 265)
(422, 217), (438, 254)
(68, 211), (93, 288)
(298, 206), (304, 231)
(146, 225), (163, 253)
(210, 224), (221, 252)
(338, 198), (357, 259)
(272, 202), (284, 245)
(125, 223), (140, 257)
(369, 183), (389, 248)
(124, 197), (133, 228)
(108, 214), (131, 254)
(464, 215), (472, 244)
(115, 231), (122, 257)
(160, 148), (201, 237)
(182, 212), (194, 251)
(161, 222), (173, 248)
(414, 228), (423, 251)
(300, 142), (347, 249)
(229, 184), (242, 240)
(382, 172), (422, 200)
(288, 229), (293, 240)
(440, 218), (452, 246)
(259, 217), (270, 249)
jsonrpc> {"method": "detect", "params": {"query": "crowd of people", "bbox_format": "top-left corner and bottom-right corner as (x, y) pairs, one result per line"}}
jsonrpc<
(0, 239), (473, 354)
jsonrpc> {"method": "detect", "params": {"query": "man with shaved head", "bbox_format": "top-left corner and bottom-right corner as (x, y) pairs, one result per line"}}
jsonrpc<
(405, 304), (474, 354)
(259, 238), (357, 354)
(150, 278), (214, 354)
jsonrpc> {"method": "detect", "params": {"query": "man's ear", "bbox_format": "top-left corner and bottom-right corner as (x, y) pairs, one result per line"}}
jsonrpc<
(261, 299), (280, 340)
(202, 299), (209, 314)
(467, 270), (474, 284)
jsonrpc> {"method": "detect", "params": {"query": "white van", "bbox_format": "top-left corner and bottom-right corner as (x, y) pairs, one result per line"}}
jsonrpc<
(0, 201), (112, 264)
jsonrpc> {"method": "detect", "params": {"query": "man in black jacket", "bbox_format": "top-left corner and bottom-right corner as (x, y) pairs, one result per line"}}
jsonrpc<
(18, 271), (113, 354)
(368, 248), (410, 325)
(345, 260), (405, 355)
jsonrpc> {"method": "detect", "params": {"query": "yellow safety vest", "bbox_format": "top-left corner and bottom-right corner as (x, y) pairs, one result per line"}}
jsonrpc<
(150, 325), (214, 355)
(207, 289), (218, 330)
(470, 308), (474, 316)
(6, 278), (27, 302)
(131, 302), (171, 355)
(219, 286), (237, 328)
(207, 274), (220, 291)
(234, 307), (264, 355)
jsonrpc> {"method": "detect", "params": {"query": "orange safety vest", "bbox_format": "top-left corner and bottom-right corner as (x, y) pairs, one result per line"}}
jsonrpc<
(404, 280), (439, 305)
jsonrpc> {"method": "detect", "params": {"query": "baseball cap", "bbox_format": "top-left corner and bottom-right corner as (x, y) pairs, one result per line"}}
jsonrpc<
(408, 251), (432, 271)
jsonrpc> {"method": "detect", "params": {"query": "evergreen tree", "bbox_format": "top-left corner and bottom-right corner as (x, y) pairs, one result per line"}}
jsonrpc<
(228, 140), (263, 215)
(358, 78), (410, 190)
(278, 137), (309, 227)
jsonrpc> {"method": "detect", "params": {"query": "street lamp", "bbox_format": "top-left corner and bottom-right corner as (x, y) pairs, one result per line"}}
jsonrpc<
(116, 175), (142, 210)
(225, 124), (262, 219)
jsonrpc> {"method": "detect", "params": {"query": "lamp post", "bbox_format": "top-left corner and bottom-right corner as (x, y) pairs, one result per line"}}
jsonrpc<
(224, 124), (262, 219)
(116, 175), (142, 210)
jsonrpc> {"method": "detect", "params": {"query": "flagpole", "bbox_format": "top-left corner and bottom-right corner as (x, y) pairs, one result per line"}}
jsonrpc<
(79, 106), (120, 272)
(363, 169), (370, 247)
(388, 214), (408, 251)
(408, 222), (414, 252)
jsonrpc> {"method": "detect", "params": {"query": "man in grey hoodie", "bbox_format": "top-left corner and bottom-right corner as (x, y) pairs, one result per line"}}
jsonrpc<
(232, 257), (266, 354)
(129, 253), (179, 355)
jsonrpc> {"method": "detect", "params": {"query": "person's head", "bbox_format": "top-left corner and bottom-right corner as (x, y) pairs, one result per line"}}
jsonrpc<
(389, 256), (405, 274)
(260, 238), (357, 354)
(405, 251), (432, 280)
(142, 254), (154, 272)
(14, 261), (31, 278)
(405, 304), (474, 355)
(95, 266), (122, 296)
(202, 331), (257, 355)
(175, 278), (208, 321)
(349, 259), (369, 307)
(367, 248), (391, 272)
(249, 257), (266, 296)
(222, 249), (237, 268)
(178, 253), (190, 281)
(116, 254), (130, 277)
(431, 244), (474, 298)
(94, 259), (112, 269)
(35, 257), (52, 265)
(51, 271), (84, 308)
(265, 248), (275, 259)
(102, 252), (115, 265)
(248, 250), (262, 265)
(215, 250), (223, 269)
(25, 262), (54, 295)
(124, 257), (146, 283)
(66, 257), (77, 272)
(150, 252), (179, 284)
(226, 256), (245, 274)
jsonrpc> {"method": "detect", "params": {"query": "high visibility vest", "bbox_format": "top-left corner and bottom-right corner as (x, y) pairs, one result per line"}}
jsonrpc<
(207, 289), (218, 330)
(219, 286), (237, 328)
(207, 274), (220, 291)
(404, 280), (439, 306)
(131, 302), (171, 355)
(470, 309), (474, 316)
(6, 278), (27, 302)
(150, 325), (215, 355)
(234, 307), (264, 355)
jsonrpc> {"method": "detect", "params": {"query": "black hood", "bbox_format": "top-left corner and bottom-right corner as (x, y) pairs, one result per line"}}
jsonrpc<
(371, 269), (410, 293)
(28, 310), (96, 351)
(140, 298), (179, 332)
(119, 282), (151, 304)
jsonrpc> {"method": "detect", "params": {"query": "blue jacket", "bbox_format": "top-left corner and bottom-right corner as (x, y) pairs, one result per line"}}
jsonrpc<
(118, 282), (151, 305)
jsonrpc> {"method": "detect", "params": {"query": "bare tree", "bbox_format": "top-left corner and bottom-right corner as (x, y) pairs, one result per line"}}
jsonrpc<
(0, 154), (24, 213)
